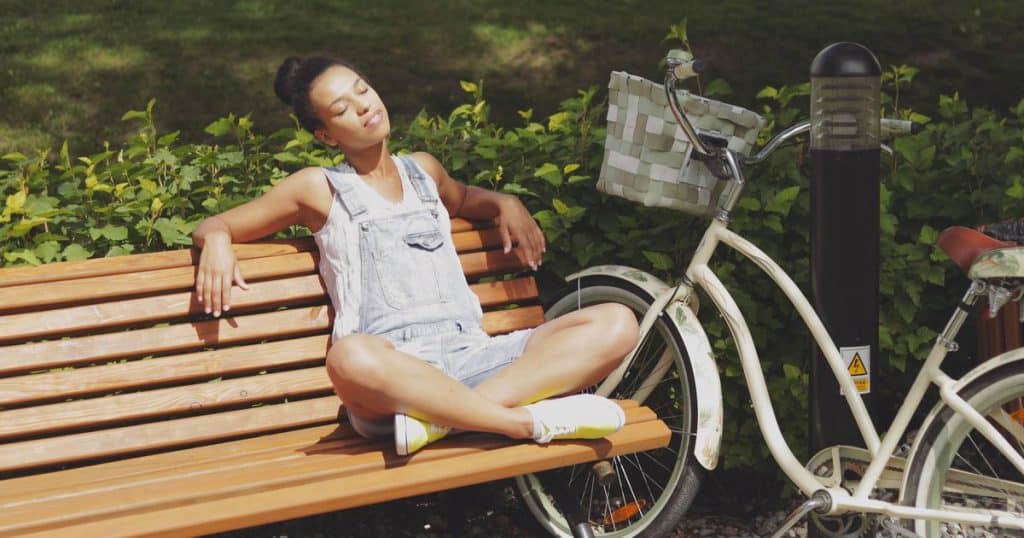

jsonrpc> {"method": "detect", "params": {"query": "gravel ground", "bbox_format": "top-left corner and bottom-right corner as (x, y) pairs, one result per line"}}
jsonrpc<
(213, 481), (810, 538)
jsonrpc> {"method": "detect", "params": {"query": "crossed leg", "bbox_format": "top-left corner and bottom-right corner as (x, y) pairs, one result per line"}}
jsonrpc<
(324, 303), (639, 439)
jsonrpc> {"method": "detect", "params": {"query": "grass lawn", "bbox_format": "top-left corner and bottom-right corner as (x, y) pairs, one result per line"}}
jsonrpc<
(2, 0), (1023, 156)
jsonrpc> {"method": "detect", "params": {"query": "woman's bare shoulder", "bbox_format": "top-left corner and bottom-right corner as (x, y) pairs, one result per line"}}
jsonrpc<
(408, 152), (446, 183)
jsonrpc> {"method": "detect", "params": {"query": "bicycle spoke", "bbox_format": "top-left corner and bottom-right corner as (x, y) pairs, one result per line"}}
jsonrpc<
(603, 482), (616, 531)
(615, 455), (646, 519)
(566, 463), (585, 488)
(626, 451), (660, 509)
(622, 451), (667, 494)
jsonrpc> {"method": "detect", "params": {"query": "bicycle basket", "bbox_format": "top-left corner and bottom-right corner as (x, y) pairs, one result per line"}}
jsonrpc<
(598, 71), (766, 216)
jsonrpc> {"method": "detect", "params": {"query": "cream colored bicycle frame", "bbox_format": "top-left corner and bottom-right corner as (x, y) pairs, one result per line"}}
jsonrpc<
(675, 217), (1024, 530)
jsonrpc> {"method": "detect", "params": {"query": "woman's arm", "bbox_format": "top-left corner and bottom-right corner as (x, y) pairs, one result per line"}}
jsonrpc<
(411, 152), (546, 270)
(192, 166), (326, 316)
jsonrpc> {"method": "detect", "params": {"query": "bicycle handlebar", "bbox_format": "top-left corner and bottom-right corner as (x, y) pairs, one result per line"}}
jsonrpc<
(661, 52), (925, 175)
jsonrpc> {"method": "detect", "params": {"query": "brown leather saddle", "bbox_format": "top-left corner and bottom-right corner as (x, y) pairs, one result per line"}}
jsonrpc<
(938, 226), (1024, 279)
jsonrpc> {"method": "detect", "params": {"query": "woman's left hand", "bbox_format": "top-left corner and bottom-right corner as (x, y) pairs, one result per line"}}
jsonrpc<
(497, 196), (546, 271)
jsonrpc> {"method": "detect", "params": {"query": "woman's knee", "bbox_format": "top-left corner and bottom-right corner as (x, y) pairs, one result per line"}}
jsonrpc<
(594, 302), (640, 361)
(325, 334), (391, 391)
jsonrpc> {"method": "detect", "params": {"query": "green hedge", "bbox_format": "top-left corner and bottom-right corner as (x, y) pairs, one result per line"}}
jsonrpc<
(3, 71), (1024, 484)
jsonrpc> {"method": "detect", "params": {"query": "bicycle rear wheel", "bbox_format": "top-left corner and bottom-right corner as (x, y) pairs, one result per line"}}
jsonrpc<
(901, 361), (1024, 537)
(514, 276), (702, 537)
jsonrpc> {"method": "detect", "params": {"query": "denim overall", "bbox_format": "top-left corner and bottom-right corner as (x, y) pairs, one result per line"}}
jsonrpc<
(321, 156), (534, 437)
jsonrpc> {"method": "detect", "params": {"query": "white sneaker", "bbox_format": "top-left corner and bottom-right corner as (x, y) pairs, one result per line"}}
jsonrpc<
(524, 394), (626, 444)
(395, 413), (451, 456)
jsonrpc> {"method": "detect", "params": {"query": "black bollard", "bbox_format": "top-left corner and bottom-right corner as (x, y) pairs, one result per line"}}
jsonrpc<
(808, 42), (881, 458)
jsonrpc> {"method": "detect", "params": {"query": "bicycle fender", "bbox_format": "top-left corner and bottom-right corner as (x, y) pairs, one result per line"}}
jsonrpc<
(565, 265), (723, 470)
(901, 346), (1024, 496)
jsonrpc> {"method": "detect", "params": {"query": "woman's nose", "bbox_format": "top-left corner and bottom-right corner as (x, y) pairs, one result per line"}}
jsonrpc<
(354, 97), (370, 114)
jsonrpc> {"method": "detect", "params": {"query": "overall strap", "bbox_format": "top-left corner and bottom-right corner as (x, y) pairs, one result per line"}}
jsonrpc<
(322, 166), (367, 218)
(398, 155), (440, 217)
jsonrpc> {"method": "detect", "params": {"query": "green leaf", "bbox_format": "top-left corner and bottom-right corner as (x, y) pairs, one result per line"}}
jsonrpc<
(34, 240), (60, 263)
(764, 186), (800, 215)
(158, 131), (181, 146)
(552, 198), (570, 215)
(917, 225), (938, 245)
(2, 152), (28, 162)
(62, 243), (93, 261)
(642, 250), (673, 270)
(91, 224), (129, 241)
(273, 152), (301, 163)
(474, 145), (498, 160)
(704, 79), (733, 97)
(534, 163), (563, 186)
(121, 110), (147, 121)
(10, 217), (48, 237)
(152, 218), (187, 246)
(756, 86), (779, 100)
(782, 364), (802, 380)
(459, 81), (478, 93)
(547, 112), (571, 132)
(3, 249), (41, 266)
(204, 117), (234, 137)
(6, 190), (27, 212)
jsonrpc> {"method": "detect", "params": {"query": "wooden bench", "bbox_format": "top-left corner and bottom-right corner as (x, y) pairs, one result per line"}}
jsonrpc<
(0, 219), (670, 537)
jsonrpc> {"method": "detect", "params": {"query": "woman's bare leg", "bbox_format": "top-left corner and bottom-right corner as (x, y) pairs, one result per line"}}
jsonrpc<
(325, 333), (534, 438)
(325, 303), (637, 436)
(472, 303), (639, 406)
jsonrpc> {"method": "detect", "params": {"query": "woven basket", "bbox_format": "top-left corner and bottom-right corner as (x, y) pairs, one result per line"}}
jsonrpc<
(598, 71), (766, 216)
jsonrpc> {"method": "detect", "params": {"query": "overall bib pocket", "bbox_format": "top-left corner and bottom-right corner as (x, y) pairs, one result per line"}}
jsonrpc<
(365, 212), (450, 309)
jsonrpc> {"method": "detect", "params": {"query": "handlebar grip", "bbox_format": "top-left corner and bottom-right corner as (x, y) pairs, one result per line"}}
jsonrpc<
(672, 59), (706, 80)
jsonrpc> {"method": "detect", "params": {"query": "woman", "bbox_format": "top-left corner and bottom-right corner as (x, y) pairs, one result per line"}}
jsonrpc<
(191, 56), (640, 455)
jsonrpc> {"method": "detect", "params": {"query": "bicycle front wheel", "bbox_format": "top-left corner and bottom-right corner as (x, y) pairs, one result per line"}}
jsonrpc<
(902, 361), (1024, 537)
(514, 276), (702, 537)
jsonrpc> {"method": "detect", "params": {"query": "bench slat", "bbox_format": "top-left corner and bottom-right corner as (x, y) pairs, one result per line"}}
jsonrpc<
(0, 275), (538, 345)
(0, 306), (333, 376)
(481, 305), (546, 335)
(474, 276), (539, 308)
(0, 424), (346, 501)
(0, 396), (340, 474)
(0, 220), (495, 289)
(0, 274), (327, 343)
(0, 368), (332, 440)
(0, 405), (655, 536)
(0, 246), (526, 314)
(0, 252), (319, 313)
(0, 336), (329, 407)
(0, 304), (538, 377)
(0, 239), (313, 289)
(7, 414), (669, 537)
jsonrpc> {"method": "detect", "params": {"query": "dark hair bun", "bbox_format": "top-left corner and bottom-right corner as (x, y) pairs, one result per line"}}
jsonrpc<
(274, 57), (303, 106)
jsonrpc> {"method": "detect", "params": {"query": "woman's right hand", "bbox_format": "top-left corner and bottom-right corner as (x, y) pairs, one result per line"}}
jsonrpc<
(195, 231), (250, 317)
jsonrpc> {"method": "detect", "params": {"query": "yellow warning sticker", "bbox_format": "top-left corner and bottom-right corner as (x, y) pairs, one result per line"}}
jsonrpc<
(847, 354), (867, 376)
(840, 345), (871, 395)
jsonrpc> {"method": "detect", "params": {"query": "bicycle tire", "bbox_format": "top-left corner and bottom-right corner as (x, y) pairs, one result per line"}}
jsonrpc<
(900, 360), (1024, 537)
(514, 276), (703, 537)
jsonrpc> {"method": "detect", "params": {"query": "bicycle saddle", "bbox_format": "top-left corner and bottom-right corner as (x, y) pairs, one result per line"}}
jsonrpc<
(938, 226), (1024, 280)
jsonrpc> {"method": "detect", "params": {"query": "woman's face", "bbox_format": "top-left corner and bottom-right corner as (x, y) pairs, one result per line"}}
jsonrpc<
(308, 65), (390, 151)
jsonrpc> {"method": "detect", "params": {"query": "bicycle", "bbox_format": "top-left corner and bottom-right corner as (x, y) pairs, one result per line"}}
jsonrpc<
(513, 51), (1024, 537)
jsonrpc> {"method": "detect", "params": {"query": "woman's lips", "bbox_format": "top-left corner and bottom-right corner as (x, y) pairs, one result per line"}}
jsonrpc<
(364, 110), (382, 128)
